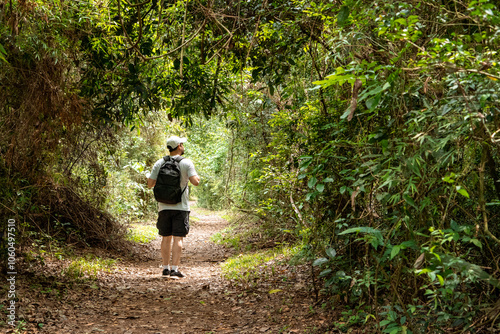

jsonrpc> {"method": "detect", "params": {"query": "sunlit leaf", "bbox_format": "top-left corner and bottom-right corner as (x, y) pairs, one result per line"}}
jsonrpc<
(456, 186), (469, 198)
(340, 108), (351, 119)
(390, 245), (401, 260)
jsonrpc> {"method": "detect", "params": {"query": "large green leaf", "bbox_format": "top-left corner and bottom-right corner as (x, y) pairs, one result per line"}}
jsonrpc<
(390, 245), (401, 259)
(440, 254), (500, 289)
(313, 257), (329, 267)
(338, 226), (381, 235)
(326, 247), (337, 259)
(337, 6), (350, 26)
(308, 177), (318, 189)
(366, 93), (382, 111)
(456, 186), (470, 198)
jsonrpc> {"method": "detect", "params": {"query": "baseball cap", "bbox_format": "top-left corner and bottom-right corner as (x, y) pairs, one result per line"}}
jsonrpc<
(166, 136), (187, 150)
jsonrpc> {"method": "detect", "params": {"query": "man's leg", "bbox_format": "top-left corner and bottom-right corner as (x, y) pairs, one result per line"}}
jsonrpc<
(169, 211), (188, 278)
(161, 236), (173, 266)
(171, 236), (183, 266)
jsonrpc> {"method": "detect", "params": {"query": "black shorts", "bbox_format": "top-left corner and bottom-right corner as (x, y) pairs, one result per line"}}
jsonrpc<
(156, 210), (190, 237)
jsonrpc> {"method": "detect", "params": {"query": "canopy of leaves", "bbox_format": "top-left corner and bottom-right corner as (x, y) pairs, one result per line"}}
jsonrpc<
(1, 0), (500, 332)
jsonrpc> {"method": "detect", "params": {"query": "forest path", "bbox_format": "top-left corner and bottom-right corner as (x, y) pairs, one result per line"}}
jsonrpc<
(15, 204), (331, 334)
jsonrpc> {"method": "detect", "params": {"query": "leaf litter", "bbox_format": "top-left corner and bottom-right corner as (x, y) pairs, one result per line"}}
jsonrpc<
(1, 206), (338, 333)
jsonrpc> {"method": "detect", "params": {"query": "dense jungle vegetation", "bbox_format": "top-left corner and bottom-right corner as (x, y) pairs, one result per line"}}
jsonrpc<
(1, 0), (500, 332)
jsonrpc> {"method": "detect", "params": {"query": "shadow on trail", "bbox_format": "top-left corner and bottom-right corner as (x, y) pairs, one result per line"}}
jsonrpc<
(4, 205), (333, 334)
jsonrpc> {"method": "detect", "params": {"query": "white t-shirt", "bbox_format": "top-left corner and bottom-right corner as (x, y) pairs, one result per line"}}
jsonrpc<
(149, 155), (198, 212)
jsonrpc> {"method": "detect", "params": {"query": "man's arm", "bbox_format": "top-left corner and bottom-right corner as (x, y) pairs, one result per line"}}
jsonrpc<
(189, 175), (200, 186)
(147, 162), (161, 189)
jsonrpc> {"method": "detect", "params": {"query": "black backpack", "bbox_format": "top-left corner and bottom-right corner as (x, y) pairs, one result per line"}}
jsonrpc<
(153, 156), (187, 204)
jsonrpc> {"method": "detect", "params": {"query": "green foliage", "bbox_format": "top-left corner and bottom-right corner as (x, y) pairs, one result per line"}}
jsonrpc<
(104, 120), (169, 222)
(209, 212), (277, 252)
(126, 224), (158, 244)
(210, 226), (241, 250)
(63, 254), (117, 280)
(220, 245), (300, 285)
(205, 0), (500, 332)
(1, 0), (500, 332)
(187, 116), (231, 209)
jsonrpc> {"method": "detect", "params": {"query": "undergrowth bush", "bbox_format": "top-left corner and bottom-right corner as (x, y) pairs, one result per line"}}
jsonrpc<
(63, 254), (117, 280)
(104, 118), (171, 223)
(188, 116), (231, 210)
(221, 246), (300, 287)
(126, 224), (158, 244)
(199, 1), (500, 332)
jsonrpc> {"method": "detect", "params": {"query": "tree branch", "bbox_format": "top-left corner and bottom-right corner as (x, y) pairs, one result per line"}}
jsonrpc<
(308, 41), (328, 115)
(124, 0), (151, 7)
(144, 19), (206, 60)
(180, 0), (188, 78)
(480, 146), (500, 245)
(401, 63), (500, 81)
(117, 0), (145, 59)
(242, 0), (268, 67)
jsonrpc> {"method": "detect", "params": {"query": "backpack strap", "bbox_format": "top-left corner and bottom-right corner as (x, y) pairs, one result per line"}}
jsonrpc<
(180, 184), (188, 195)
(175, 156), (188, 194)
(168, 156), (188, 195)
(163, 155), (184, 163)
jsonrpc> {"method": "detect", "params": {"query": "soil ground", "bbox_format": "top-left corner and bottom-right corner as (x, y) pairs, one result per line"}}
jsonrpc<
(1, 204), (336, 334)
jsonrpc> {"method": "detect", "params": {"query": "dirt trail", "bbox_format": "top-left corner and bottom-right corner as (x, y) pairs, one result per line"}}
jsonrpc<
(6, 205), (332, 334)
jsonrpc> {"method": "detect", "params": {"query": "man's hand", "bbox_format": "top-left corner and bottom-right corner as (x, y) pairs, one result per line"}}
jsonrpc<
(189, 175), (200, 186)
(147, 178), (156, 188)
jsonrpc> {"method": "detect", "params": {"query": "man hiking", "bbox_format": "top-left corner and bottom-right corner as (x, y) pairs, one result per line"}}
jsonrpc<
(147, 136), (200, 278)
